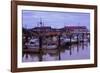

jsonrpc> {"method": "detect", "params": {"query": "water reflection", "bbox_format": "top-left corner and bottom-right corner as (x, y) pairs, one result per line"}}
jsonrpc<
(22, 41), (90, 62)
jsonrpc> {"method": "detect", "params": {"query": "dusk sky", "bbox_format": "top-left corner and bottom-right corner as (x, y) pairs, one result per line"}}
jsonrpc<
(22, 10), (90, 30)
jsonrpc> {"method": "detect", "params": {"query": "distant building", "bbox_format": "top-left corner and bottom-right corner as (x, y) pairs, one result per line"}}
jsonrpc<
(23, 18), (89, 37)
(32, 26), (52, 32)
(61, 26), (89, 34)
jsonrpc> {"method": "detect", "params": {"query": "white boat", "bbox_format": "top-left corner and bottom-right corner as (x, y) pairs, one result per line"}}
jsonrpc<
(43, 43), (57, 49)
(25, 39), (39, 49)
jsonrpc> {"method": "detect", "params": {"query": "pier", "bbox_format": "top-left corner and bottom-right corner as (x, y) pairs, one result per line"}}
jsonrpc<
(22, 19), (90, 61)
(23, 26), (90, 48)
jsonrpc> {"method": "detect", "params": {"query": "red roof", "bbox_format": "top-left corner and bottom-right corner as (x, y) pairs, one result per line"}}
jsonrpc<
(64, 26), (87, 29)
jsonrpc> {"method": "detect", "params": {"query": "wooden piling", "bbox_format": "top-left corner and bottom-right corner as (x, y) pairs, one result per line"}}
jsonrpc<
(39, 36), (43, 61)
(58, 35), (61, 60)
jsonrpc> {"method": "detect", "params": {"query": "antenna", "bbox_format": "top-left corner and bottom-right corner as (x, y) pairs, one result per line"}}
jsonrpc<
(37, 18), (45, 27)
(40, 18), (42, 27)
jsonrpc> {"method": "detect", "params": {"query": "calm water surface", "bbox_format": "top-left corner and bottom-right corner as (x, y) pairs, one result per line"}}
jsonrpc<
(22, 42), (90, 62)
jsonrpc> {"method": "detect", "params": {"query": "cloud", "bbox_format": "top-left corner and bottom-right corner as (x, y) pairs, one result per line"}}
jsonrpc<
(22, 10), (90, 29)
